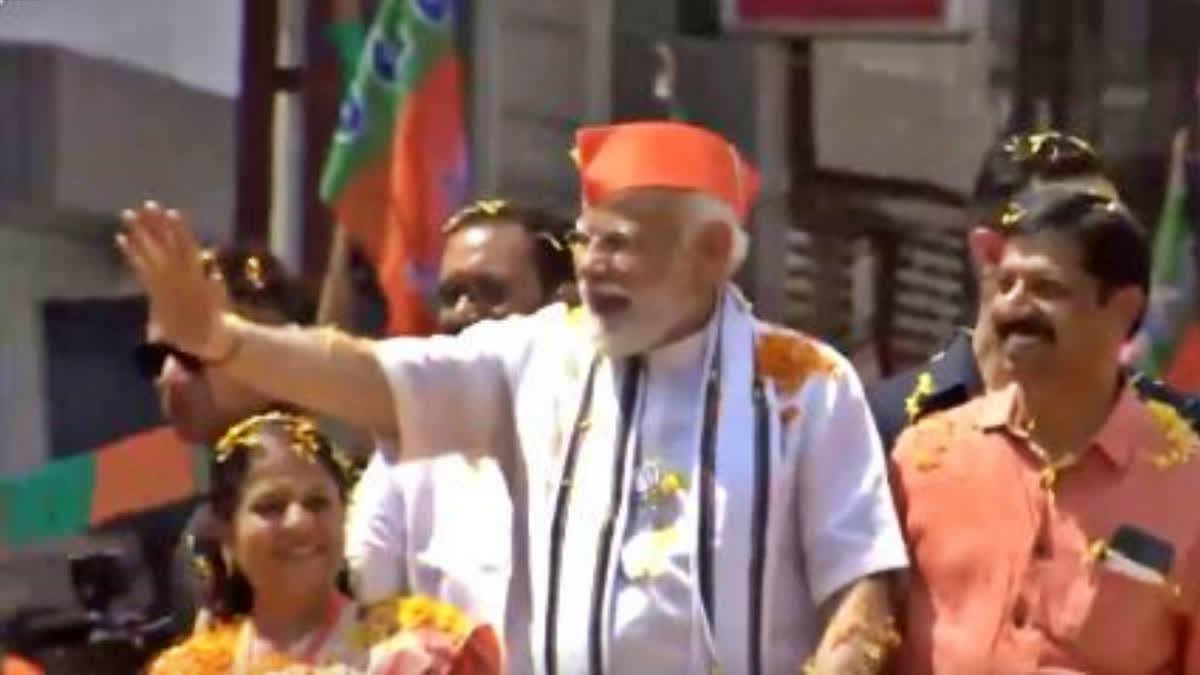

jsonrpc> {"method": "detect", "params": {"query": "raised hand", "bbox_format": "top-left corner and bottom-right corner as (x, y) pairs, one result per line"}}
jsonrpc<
(116, 201), (233, 360)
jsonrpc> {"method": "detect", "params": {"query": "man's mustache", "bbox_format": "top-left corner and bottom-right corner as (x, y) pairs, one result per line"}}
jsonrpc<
(996, 317), (1056, 343)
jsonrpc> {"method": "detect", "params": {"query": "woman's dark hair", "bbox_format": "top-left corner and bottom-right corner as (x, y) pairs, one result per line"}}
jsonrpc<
(442, 200), (576, 297)
(202, 246), (316, 324)
(194, 411), (355, 620)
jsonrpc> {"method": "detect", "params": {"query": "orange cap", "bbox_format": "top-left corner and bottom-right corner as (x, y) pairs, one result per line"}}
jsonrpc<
(574, 121), (761, 223)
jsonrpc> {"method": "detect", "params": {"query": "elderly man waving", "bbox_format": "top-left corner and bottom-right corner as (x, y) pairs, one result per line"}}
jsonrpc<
(117, 121), (908, 674)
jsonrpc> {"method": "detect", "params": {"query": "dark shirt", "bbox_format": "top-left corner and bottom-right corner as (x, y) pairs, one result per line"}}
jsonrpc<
(866, 330), (983, 453)
(866, 329), (1200, 453)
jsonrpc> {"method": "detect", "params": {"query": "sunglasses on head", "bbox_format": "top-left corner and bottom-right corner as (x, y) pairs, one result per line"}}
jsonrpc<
(134, 341), (205, 379)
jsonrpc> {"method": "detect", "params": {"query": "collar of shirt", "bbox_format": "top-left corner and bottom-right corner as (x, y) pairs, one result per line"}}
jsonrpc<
(973, 383), (1154, 470)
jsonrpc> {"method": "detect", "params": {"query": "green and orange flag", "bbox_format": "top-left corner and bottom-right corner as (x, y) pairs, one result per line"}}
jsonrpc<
(0, 427), (201, 550)
(320, 0), (469, 336)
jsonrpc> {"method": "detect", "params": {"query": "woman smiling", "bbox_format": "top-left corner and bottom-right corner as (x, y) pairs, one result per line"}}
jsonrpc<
(146, 412), (501, 674)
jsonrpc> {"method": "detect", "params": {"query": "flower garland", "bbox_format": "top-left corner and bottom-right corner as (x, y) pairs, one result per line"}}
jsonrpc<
(147, 619), (349, 674)
(214, 411), (360, 486)
(148, 598), (479, 674)
(356, 595), (473, 650)
(147, 623), (240, 675)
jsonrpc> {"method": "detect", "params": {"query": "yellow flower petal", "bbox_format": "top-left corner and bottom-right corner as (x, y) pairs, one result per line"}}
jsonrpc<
(905, 372), (935, 422)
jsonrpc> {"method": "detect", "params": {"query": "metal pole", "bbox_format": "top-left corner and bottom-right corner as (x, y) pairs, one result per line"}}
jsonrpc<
(269, 0), (308, 273)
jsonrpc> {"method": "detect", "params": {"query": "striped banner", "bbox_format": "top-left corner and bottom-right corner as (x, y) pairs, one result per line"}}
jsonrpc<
(0, 427), (204, 551)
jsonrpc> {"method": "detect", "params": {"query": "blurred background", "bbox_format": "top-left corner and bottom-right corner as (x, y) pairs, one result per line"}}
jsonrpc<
(1, 0), (1199, 665)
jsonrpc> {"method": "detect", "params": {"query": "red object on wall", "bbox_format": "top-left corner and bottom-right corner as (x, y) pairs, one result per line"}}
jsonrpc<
(735, 0), (945, 20)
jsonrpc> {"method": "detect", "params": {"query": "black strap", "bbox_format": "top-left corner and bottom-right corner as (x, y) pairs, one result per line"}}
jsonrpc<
(699, 339), (771, 675)
(747, 376), (771, 675)
(546, 334), (771, 673)
(588, 357), (644, 675)
(544, 357), (600, 675)
(696, 335), (723, 623)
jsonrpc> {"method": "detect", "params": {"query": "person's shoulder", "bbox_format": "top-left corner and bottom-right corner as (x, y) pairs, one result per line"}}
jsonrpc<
(1129, 387), (1200, 476)
(891, 396), (986, 467)
(866, 360), (922, 402)
(869, 330), (982, 442)
(750, 319), (849, 398)
(464, 302), (575, 349)
(375, 304), (569, 368)
(864, 362), (924, 454)
(1132, 373), (1200, 434)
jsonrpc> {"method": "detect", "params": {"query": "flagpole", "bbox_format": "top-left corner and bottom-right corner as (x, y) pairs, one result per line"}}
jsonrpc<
(317, 0), (364, 328)
(269, 0), (308, 274)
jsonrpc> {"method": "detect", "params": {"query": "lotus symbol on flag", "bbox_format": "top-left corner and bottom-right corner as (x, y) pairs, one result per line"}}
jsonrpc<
(413, 0), (453, 25)
(372, 34), (407, 84)
(335, 95), (366, 141)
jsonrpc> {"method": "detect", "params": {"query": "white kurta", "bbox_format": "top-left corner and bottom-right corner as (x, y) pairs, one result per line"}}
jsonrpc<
(370, 288), (908, 674)
(344, 447), (514, 629)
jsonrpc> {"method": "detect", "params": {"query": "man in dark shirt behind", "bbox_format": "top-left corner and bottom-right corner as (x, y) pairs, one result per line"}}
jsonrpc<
(868, 130), (1200, 451)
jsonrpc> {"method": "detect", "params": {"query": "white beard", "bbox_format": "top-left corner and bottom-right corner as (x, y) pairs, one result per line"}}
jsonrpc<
(579, 283), (693, 358)
(580, 309), (663, 358)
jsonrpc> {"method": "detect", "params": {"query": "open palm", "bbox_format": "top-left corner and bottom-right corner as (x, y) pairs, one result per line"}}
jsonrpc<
(116, 201), (230, 360)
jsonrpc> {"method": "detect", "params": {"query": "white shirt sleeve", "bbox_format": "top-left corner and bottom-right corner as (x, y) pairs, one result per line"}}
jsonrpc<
(792, 352), (909, 607)
(344, 446), (407, 603)
(373, 313), (539, 461)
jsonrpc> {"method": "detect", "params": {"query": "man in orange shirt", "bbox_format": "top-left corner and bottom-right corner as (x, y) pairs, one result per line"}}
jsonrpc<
(892, 185), (1200, 673)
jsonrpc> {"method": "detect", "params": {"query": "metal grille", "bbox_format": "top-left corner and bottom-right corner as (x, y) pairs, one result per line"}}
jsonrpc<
(780, 218), (970, 373)
(890, 227), (969, 367)
(782, 227), (855, 345)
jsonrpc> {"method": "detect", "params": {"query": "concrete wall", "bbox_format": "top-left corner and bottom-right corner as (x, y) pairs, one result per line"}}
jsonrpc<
(0, 0), (242, 96)
(0, 209), (131, 476)
(0, 43), (238, 474)
(591, 0), (794, 320)
(49, 49), (239, 244)
(812, 0), (998, 195)
(471, 0), (612, 209)
(0, 45), (238, 245)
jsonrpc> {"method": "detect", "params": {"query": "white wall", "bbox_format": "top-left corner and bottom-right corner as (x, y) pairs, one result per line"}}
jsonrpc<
(48, 49), (239, 245)
(0, 0), (243, 97)
(813, 0), (999, 194)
